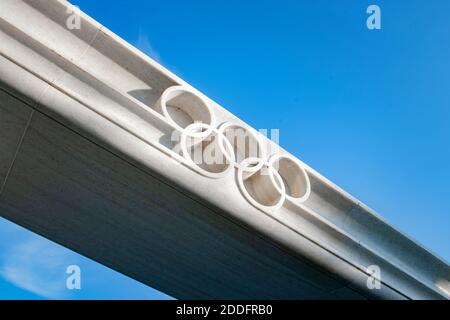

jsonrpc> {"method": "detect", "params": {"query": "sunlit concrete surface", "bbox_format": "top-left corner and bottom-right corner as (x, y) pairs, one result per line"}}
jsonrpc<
(0, 0), (448, 299)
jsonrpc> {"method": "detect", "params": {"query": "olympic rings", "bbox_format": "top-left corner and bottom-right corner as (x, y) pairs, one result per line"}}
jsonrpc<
(153, 85), (311, 212)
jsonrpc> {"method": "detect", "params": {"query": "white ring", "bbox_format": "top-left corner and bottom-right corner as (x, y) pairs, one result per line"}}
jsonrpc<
(217, 122), (265, 170)
(180, 123), (235, 178)
(237, 157), (286, 212)
(268, 154), (311, 203)
(158, 85), (215, 136)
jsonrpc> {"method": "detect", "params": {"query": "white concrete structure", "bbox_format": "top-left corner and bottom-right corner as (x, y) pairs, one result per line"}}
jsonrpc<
(0, 0), (448, 299)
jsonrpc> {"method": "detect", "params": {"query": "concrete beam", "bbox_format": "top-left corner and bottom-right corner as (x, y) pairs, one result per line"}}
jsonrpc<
(0, 0), (448, 299)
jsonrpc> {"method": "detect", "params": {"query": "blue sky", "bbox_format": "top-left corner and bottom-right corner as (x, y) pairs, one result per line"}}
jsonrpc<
(1, 0), (449, 299)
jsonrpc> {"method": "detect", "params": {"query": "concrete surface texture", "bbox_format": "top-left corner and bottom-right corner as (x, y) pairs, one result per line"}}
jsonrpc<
(0, 0), (448, 299)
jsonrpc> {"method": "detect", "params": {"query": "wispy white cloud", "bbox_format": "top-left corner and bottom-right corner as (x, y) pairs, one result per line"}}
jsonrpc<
(135, 28), (162, 63)
(133, 29), (186, 84)
(0, 237), (76, 299)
